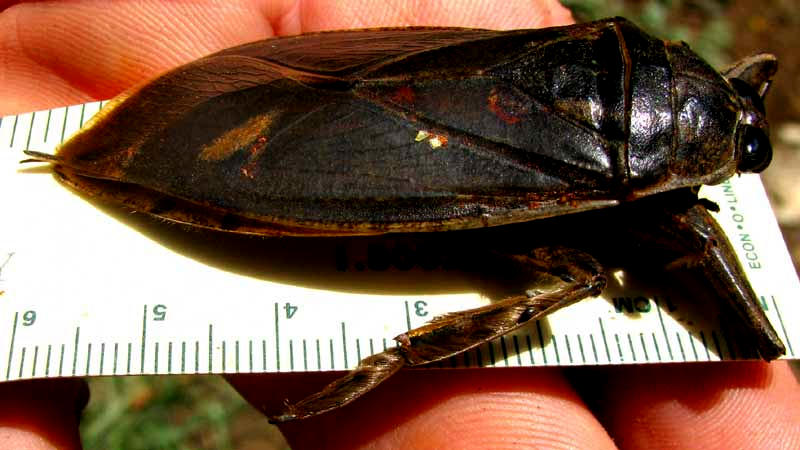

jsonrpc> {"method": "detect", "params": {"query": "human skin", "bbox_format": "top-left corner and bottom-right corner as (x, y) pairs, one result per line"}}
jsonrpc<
(2, 1), (799, 449)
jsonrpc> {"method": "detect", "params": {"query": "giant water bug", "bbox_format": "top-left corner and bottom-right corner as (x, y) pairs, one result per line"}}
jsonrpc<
(23, 17), (784, 421)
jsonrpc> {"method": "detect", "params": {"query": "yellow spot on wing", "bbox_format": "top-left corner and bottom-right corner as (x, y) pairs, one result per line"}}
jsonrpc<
(415, 130), (448, 149)
(198, 113), (275, 162)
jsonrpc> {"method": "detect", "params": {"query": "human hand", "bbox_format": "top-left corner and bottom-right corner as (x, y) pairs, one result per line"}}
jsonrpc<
(228, 361), (800, 448)
(3, 1), (799, 449)
(0, 0), (572, 115)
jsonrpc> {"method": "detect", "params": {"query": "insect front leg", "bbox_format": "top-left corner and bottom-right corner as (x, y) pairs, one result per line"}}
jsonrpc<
(269, 246), (606, 423)
(669, 203), (785, 359)
(619, 189), (785, 360)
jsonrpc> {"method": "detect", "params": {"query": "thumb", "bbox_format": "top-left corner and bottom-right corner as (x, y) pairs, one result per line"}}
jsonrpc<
(0, 378), (88, 450)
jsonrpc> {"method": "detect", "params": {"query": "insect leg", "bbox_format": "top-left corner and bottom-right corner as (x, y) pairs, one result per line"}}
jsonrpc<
(617, 189), (785, 360)
(269, 348), (406, 423)
(397, 247), (607, 366)
(270, 246), (606, 422)
(667, 203), (785, 360)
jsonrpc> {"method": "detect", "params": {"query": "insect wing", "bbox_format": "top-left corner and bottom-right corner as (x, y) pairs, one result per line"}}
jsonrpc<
(50, 25), (625, 232)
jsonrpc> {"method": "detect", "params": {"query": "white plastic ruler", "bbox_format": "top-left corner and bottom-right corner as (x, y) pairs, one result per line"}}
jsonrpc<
(0, 103), (798, 383)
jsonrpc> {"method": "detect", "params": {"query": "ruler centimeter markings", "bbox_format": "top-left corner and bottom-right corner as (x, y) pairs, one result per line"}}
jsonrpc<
(0, 103), (799, 383)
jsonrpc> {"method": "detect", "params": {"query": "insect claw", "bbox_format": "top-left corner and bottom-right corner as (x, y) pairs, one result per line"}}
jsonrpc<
(271, 348), (406, 422)
(268, 413), (298, 424)
(21, 150), (61, 163)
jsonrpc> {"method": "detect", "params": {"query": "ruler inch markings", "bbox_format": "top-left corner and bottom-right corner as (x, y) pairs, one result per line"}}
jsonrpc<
(5, 312), (19, 380)
(627, 333), (637, 362)
(18, 347), (26, 379)
(85, 343), (92, 375)
(99, 343), (105, 375)
(274, 303), (280, 371)
(221, 341), (226, 372)
(536, 321), (547, 364)
(288, 340), (294, 371)
(43, 109), (52, 142)
(513, 335), (522, 366)
(59, 344), (65, 376)
(551, 335), (561, 365)
(249, 340), (253, 373)
(262, 339), (267, 371)
(577, 334), (586, 364)
(140, 305), (147, 374)
(24, 112), (35, 150)
(31, 346), (39, 378)
(126, 343), (132, 374)
(700, 331), (711, 360)
(500, 336), (509, 366)
(329, 339), (335, 370)
(45, 345), (52, 376)
(653, 297), (674, 359)
(639, 333), (649, 362)
(72, 327), (80, 376)
(688, 332), (699, 360)
(652, 333), (662, 361)
(208, 324), (213, 373)
(303, 339), (308, 371)
(614, 334), (624, 362)
(598, 318), (611, 362)
(316, 339), (321, 371)
(711, 330), (724, 360)
(676, 332), (686, 361)
(8, 115), (18, 147)
(770, 296), (794, 356)
(341, 322), (348, 369)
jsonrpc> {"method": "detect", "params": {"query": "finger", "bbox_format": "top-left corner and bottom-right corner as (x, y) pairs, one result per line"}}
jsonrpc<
(297, 0), (573, 30)
(1, 0), (282, 114)
(0, 0), (573, 115)
(0, 378), (88, 450)
(572, 361), (800, 449)
(228, 367), (616, 449)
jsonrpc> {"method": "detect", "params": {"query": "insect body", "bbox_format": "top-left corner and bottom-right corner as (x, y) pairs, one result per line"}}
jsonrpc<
(24, 17), (783, 421)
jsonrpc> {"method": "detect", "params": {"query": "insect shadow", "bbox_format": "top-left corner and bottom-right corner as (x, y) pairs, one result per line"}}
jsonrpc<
(76, 188), (729, 358)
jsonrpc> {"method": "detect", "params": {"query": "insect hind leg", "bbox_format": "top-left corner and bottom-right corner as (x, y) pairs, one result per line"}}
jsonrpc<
(397, 246), (606, 365)
(269, 246), (605, 422)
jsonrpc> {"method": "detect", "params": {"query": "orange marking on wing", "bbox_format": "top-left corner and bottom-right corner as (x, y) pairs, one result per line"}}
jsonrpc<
(391, 86), (415, 104)
(488, 89), (522, 125)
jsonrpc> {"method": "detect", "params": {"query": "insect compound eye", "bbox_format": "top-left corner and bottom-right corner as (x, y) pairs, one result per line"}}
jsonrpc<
(729, 77), (766, 114)
(738, 126), (772, 173)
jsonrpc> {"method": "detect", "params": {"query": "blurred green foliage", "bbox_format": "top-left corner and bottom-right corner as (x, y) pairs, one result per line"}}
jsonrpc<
(80, 376), (255, 450)
(563, 0), (733, 67)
